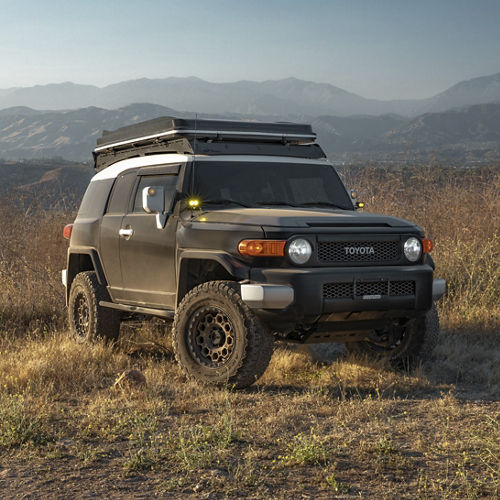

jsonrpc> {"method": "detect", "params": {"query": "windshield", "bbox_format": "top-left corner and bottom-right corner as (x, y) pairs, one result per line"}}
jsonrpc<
(192, 162), (353, 210)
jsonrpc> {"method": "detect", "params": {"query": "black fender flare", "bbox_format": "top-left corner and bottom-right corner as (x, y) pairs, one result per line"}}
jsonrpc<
(67, 247), (108, 300)
(177, 250), (250, 302)
(178, 250), (250, 280)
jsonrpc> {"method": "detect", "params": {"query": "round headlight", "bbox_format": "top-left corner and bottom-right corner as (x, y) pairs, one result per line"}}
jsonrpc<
(288, 238), (312, 264)
(404, 237), (422, 262)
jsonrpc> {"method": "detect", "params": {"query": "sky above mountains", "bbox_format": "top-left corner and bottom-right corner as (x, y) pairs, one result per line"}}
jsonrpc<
(0, 0), (499, 100)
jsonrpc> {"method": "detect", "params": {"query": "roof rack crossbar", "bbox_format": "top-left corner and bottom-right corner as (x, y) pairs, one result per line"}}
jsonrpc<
(94, 129), (316, 153)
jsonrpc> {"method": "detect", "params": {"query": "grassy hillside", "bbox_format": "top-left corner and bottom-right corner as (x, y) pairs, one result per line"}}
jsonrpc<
(0, 159), (92, 210)
(0, 166), (498, 498)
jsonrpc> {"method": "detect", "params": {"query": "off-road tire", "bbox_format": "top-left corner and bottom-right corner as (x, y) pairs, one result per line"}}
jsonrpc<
(172, 281), (274, 388)
(68, 271), (121, 343)
(345, 304), (440, 368)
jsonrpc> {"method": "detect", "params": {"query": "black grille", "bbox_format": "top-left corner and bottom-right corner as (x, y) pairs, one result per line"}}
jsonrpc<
(323, 282), (353, 299)
(317, 240), (401, 264)
(323, 280), (415, 299)
(355, 281), (388, 296)
(389, 280), (416, 296)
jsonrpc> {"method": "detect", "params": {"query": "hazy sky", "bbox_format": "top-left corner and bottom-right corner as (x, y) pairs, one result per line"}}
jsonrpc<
(0, 0), (499, 100)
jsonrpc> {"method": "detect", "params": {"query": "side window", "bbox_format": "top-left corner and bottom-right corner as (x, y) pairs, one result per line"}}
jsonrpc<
(105, 171), (137, 215)
(133, 174), (178, 213)
(77, 179), (114, 218)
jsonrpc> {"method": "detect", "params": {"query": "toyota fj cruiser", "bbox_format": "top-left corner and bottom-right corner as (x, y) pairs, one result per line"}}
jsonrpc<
(62, 117), (446, 388)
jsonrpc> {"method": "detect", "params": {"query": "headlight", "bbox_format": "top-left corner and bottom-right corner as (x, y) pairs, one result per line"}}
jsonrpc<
(404, 237), (422, 262)
(288, 238), (312, 264)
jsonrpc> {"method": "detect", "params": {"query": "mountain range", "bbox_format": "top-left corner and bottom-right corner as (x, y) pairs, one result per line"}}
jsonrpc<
(1, 72), (500, 164)
(1, 73), (500, 118)
(1, 101), (500, 164)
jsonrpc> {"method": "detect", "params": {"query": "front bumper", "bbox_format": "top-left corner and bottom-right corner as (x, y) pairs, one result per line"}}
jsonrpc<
(240, 284), (294, 309)
(432, 278), (446, 301)
(243, 264), (443, 322)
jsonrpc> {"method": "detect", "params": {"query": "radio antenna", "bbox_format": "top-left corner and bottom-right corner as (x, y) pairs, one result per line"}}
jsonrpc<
(190, 113), (198, 194)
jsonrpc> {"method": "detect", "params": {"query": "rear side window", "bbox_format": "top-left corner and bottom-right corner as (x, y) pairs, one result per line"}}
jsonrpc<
(133, 174), (178, 213)
(106, 171), (137, 215)
(77, 179), (114, 218)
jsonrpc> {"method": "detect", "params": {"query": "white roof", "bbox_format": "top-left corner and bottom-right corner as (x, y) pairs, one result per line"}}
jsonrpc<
(92, 154), (331, 181)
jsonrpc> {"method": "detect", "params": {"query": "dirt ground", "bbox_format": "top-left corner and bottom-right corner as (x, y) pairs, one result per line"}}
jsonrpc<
(0, 327), (498, 499)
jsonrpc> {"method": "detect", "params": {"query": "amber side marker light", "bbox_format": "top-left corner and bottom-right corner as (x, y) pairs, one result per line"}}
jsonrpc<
(238, 240), (286, 257)
(422, 238), (433, 253)
(63, 224), (73, 240)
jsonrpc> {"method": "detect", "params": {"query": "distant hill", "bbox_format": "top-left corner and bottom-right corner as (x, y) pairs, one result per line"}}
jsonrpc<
(0, 103), (178, 160)
(0, 77), (418, 117)
(0, 159), (92, 209)
(384, 103), (500, 147)
(1, 102), (500, 163)
(421, 73), (500, 114)
(1, 73), (500, 118)
(311, 114), (407, 153)
(0, 106), (42, 117)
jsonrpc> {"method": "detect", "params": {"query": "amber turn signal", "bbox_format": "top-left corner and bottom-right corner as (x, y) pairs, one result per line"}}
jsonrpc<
(422, 238), (433, 253)
(238, 239), (286, 257)
(63, 224), (73, 240)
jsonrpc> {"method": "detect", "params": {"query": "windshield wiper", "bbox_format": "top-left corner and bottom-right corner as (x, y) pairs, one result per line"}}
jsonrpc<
(255, 200), (344, 209)
(202, 199), (253, 208)
(295, 201), (345, 210)
(254, 201), (300, 207)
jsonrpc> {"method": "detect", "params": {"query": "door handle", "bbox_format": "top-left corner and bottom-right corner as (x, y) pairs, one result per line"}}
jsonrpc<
(119, 228), (134, 238)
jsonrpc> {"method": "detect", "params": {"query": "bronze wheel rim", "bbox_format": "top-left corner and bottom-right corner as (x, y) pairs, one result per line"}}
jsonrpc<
(73, 292), (90, 338)
(363, 326), (410, 356)
(187, 306), (235, 368)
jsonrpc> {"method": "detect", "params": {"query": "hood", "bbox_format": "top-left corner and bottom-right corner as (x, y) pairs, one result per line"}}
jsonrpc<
(191, 207), (416, 229)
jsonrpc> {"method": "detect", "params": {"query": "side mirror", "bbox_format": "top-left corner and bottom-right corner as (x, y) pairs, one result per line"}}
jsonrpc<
(142, 186), (167, 229)
(143, 186), (164, 213)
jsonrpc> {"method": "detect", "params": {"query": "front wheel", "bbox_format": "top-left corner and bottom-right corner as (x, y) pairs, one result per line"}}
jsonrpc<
(172, 281), (274, 388)
(68, 271), (121, 342)
(345, 304), (440, 368)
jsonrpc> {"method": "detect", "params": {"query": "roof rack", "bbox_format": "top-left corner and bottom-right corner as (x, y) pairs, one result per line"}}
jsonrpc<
(93, 117), (325, 171)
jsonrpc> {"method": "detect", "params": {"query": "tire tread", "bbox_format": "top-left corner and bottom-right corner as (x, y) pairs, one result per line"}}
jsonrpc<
(68, 271), (120, 342)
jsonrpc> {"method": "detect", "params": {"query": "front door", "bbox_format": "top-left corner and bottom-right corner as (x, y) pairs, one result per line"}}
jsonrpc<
(99, 169), (138, 300)
(118, 173), (179, 309)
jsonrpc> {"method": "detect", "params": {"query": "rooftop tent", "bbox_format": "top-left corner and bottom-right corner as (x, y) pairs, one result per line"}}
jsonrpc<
(93, 117), (326, 171)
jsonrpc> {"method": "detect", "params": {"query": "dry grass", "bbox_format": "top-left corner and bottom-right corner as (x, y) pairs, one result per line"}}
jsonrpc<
(341, 165), (500, 331)
(0, 331), (498, 498)
(0, 165), (498, 497)
(0, 200), (69, 333)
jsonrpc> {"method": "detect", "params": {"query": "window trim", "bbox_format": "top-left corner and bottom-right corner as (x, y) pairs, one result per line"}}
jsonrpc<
(104, 169), (138, 215)
(131, 172), (180, 214)
(138, 164), (180, 176)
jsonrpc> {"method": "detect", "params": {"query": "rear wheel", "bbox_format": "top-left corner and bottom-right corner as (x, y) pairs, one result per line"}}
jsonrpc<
(68, 271), (121, 342)
(345, 304), (440, 368)
(173, 281), (274, 388)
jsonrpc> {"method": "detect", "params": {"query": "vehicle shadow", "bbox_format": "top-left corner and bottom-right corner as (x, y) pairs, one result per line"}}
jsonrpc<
(250, 377), (499, 403)
(254, 324), (500, 403)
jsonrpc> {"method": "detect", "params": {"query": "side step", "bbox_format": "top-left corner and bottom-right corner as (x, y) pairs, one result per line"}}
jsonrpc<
(99, 301), (174, 319)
